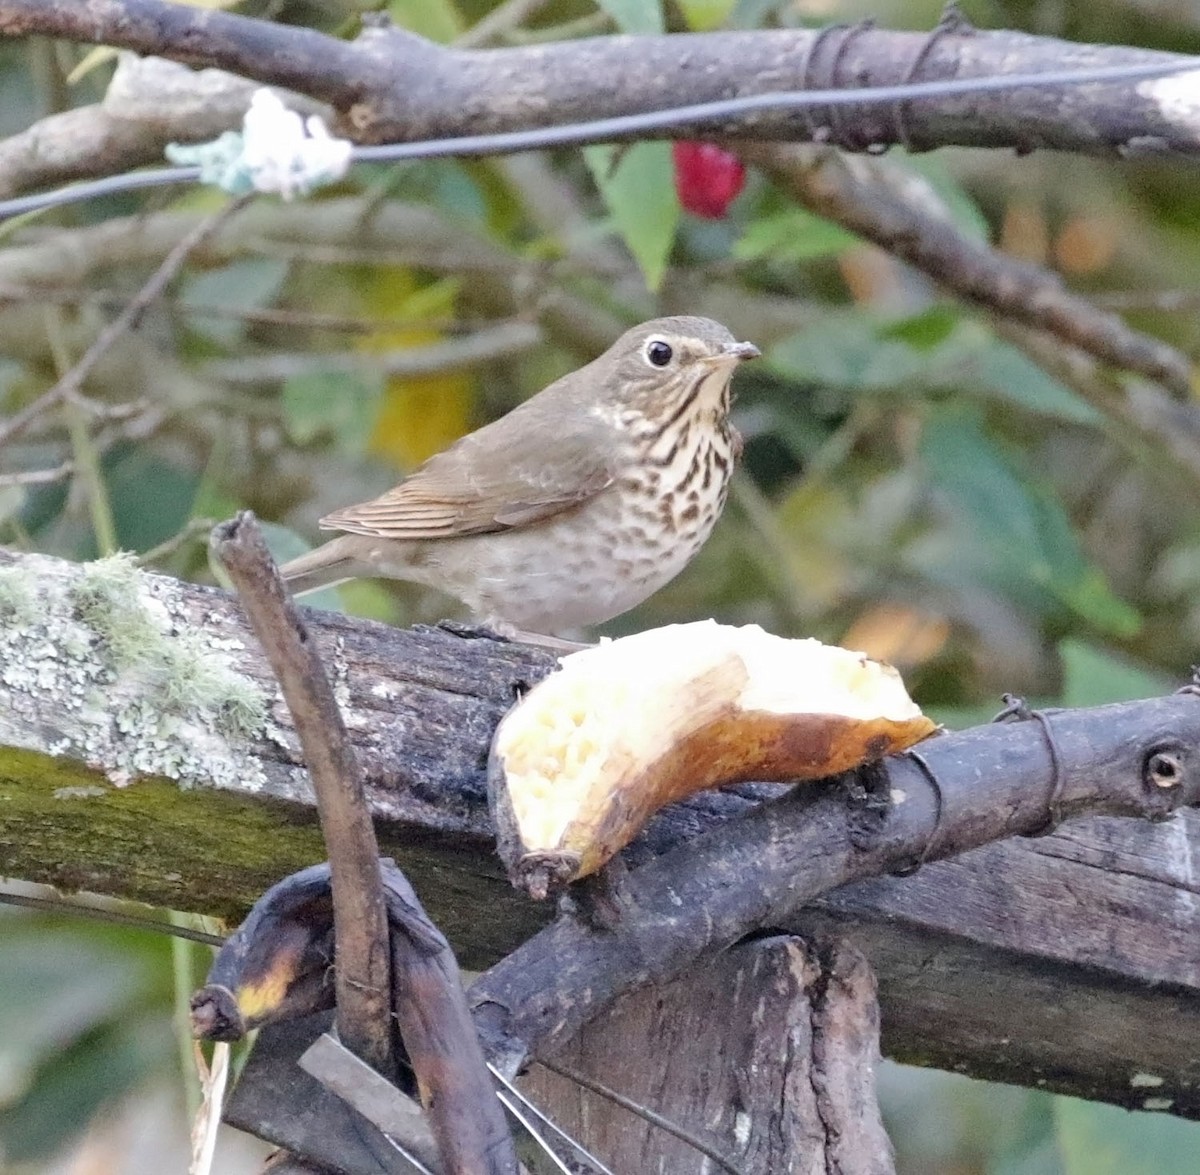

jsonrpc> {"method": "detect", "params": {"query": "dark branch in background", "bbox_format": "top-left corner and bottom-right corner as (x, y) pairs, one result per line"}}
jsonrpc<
(1, 0), (1200, 163)
(211, 512), (394, 1076)
(0, 2), (1193, 433)
(738, 142), (1196, 399)
(469, 694), (1200, 1075)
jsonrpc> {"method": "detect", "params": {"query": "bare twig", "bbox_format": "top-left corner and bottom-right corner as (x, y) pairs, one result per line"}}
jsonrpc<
(738, 142), (1196, 399)
(203, 321), (542, 385)
(210, 511), (393, 1075)
(0, 460), (74, 486)
(0, 195), (250, 453)
(455, 0), (553, 49)
(135, 516), (219, 567)
(0, 282), (486, 335)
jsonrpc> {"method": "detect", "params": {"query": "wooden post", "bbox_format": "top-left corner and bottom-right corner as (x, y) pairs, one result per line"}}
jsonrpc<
(521, 937), (894, 1175)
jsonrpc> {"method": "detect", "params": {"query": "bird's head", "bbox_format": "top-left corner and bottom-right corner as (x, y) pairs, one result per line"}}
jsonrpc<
(600, 315), (759, 422)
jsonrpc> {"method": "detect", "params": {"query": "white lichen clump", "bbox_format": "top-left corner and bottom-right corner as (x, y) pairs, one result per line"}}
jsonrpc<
(0, 552), (269, 791)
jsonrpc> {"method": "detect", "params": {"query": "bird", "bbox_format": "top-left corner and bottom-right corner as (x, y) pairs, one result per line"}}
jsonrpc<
(278, 316), (759, 636)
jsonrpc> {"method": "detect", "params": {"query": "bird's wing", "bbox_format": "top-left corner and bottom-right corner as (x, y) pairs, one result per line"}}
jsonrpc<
(319, 411), (616, 540)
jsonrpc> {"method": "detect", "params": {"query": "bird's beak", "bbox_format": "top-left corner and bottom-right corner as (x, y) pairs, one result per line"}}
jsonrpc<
(725, 341), (760, 362)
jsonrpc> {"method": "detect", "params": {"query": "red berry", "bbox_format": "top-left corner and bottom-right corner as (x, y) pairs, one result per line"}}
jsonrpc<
(672, 141), (747, 219)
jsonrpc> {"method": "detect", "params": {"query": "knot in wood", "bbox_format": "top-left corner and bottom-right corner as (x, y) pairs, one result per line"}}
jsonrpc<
(1145, 746), (1184, 791)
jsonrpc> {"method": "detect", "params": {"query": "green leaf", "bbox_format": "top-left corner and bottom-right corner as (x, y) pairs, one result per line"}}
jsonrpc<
(178, 257), (289, 348)
(1056, 1096), (1200, 1175)
(920, 406), (1140, 636)
(388, 0), (463, 41)
(733, 208), (856, 264)
(102, 445), (201, 554)
(768, 313), (930, 391)
(584, 142), (679, 291)
(971, 341), (1099, 425)
(1059, 640), (1171, 707)
(281, 370), (383, 453)
(596, 0), (663, 33)
(677, 0), (737, 30)
(878, 306), (960, 351)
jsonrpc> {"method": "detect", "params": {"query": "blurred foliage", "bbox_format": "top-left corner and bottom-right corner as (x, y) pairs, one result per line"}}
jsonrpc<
(4, 0), (1200, 1169)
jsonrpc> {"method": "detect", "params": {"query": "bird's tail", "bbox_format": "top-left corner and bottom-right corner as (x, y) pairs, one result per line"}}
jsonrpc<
(277, 535), (366, 596)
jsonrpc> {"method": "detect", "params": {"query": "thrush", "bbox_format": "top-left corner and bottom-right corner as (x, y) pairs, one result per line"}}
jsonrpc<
(278, 315), (759, 634)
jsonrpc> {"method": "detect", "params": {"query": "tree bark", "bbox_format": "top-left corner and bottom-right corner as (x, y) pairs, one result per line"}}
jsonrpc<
(2, 547), (1200, 1116)
(0, 0), (1199, 168)
(523, 936), (894, 1174)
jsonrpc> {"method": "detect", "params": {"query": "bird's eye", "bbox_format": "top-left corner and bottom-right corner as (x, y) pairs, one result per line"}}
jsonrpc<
(645, 339), (674, 367)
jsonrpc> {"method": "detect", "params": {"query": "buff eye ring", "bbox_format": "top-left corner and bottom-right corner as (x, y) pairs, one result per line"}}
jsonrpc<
(645, 338), (674, 368)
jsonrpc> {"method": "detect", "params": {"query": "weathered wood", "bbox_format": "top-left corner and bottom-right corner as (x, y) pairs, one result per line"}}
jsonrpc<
(213, 512), (394, 1077)
(0, 547), (557, 965)
(796, 814), (1200, 1115)
(2, 547), (1200, 1116)
(522, 937), (894, 1175)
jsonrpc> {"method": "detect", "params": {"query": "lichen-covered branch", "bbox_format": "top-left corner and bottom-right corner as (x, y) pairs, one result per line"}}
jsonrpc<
(3, 546), (1200, 1116)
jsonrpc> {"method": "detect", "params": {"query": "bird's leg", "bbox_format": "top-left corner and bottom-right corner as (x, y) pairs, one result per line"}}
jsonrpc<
(436, 617), (592, 654)
(506, 629), (593, 654)
(435, 617), (513, 643)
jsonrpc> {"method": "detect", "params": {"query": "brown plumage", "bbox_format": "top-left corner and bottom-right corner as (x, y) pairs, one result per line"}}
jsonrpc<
(278, 316), (758, 634)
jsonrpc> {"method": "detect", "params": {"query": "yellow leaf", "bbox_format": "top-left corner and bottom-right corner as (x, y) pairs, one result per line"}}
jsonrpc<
(841, 603), (950, 669)
(353, 272), (473, 468)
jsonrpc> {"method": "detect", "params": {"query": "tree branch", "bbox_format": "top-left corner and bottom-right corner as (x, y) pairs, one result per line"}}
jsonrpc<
(0, 54), (327, 200)
(468, 695), (1200, 1076)
(1, 0), (1199, 164)
(738, 140), (1197, 400)
(0, 0), (364, 107)
(212, 513), (394, 1076)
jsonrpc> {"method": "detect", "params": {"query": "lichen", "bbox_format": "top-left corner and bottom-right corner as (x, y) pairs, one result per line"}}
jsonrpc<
(0, 564), (37, 626)
(0, 551), (269, 791)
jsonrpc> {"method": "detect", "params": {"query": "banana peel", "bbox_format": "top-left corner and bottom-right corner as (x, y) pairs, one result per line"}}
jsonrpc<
(488, 621), (937, 899)
(191, 864), (338, 1042)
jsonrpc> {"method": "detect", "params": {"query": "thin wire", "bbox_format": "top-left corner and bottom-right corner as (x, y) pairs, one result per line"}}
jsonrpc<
(534, 1058), (744, 1174)
(1, 57), (1197, 223)
(377, 1129), (438, 1175)
(495, 1089), (576, 1175)
(0, 889), (226, 945)
(489, 1063), (616, 1175)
